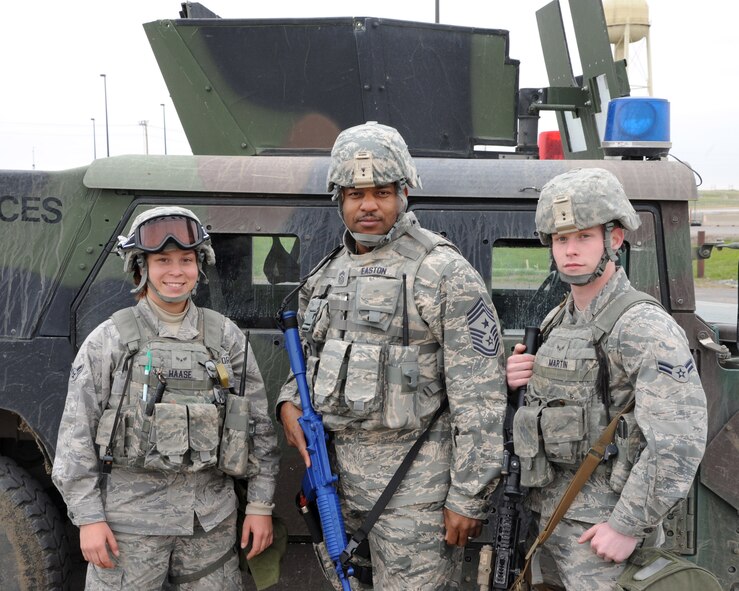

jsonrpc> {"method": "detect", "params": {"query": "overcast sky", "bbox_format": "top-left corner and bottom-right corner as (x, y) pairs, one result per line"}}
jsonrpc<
(1, 1), (735, 189)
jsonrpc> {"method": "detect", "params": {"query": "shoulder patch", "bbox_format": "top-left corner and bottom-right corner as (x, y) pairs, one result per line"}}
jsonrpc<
(656, 358), (695, 383)
(70, 364), (84, 382)
(466, 297), (501, 357)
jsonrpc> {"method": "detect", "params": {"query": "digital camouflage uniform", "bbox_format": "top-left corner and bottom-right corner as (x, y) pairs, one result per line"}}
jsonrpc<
(277, 209), (507, 590)
(52, 297), (279, 590)
(513, 168), (708, 591)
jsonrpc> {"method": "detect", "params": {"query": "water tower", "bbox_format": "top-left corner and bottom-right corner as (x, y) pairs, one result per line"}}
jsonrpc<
(603, 0), (652, 95)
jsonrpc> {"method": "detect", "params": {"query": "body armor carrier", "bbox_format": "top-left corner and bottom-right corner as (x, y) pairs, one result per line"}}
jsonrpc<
(513, 289), (660, 490)
(95, 306), (250, 476)
(301, 223), (455, 431)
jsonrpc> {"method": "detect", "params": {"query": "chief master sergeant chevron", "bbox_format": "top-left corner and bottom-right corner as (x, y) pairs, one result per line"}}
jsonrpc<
(277, 122), (508, 590)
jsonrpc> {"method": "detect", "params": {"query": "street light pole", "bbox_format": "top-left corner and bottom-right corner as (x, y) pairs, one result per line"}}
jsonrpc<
(100, 74), (110, 156)
(161, 103), (168, 155)
(139, 120), (150, 154)
(91, 118), (97, 159)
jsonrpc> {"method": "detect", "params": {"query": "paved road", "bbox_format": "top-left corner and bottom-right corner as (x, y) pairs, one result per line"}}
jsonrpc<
(695, 285), (737, 325)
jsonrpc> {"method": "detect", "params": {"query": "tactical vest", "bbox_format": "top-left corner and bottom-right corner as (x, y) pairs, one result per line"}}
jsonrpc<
(301, 225), (455, 431)
(513, 289), (660, 490)
(94, 306), (250, 476)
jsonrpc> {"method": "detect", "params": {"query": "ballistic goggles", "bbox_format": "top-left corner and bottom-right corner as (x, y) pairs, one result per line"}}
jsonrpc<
(121, 215), (209, 253)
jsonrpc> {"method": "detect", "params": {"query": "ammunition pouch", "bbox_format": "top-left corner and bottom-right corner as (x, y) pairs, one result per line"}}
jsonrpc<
(384, 343), (428, 429)
(218, 392), (251, 477)
(513, 405), (554, 488)
(353, 276), (402, 332)
(540, 404), (588, 466)
(96, 398), (249, 475)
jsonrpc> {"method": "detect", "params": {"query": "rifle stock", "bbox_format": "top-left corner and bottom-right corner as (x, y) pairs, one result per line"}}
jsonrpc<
(281, 311), (353, 591)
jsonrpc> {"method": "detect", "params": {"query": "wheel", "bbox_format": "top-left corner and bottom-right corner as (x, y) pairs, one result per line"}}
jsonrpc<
(0, 455), (71, 590)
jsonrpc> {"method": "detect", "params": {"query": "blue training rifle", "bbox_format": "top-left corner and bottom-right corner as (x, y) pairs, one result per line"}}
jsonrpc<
(280, 310), (353, 591)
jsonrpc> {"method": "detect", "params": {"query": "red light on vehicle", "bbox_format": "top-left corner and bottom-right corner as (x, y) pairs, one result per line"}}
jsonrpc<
(539, 131), (563, 160)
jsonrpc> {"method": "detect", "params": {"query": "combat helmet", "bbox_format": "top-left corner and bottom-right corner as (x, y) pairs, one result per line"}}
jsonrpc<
(535, 167), (641, 285)
(327, 121), (422, 249)
(327, 121), (421, 197)
(116, 206), (215, 302)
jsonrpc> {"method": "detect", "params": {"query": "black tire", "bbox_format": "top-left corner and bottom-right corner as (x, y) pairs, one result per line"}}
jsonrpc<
(0, 455), (71, 590)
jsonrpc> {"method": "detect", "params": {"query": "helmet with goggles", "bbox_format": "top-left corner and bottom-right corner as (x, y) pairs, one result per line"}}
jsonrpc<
(120, 212), (207, 254)
(116, 206), (215, 300)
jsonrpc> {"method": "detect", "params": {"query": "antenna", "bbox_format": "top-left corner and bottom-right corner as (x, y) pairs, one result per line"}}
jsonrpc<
(535, 0), (631, 158)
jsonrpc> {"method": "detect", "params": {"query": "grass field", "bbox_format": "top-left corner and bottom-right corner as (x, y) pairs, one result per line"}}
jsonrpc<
(694, 246), (739, 284)
(696, 189), (739, 207)
(693, 190), (739, 285)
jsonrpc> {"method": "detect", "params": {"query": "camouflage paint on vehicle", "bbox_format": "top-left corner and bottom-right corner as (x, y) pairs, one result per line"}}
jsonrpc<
(143, 16), (519, 158)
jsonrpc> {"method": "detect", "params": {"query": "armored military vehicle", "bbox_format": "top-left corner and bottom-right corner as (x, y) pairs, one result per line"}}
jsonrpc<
(0, 1), (736, 589)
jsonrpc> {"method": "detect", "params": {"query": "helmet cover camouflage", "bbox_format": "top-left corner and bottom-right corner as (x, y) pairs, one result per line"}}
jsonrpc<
(535, 168), (641, 245)
(326, 121), (421, 193)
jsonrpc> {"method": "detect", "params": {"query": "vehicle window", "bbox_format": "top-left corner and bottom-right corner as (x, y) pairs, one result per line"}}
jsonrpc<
(74, 202), (342, 347)
(491, 241), (562, 332)
(194, 234), (300, 328)
(414, 208), (653, 335)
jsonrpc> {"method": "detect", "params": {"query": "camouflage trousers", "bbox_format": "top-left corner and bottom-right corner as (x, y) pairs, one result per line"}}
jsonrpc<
(530, 514), (661, 591)
(85, 511), (241, 591)
(341, 500), (463, 591)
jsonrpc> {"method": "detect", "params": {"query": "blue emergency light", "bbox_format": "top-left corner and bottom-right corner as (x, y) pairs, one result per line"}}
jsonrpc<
(602, 97), (671, 159)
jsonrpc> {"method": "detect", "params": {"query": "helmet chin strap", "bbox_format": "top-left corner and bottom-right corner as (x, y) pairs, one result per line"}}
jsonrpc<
(130, 254), (148, 295)
(341, 191), (407, 251)
(347, 211), (407, 251)
(558, 222), (618, 286)
(147, 282), (192, 304)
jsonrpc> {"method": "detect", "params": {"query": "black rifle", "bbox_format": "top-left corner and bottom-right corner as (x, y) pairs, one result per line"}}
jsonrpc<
(489, 327), (540, 589)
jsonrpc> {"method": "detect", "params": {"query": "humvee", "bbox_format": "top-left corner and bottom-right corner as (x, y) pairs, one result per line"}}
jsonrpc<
(0, 1), (736, 589)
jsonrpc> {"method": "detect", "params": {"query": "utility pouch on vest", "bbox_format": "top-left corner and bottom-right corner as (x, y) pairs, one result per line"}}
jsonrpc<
(218, 392), (250, 477)
(126, 398), (150, 465)
(344, 342), (382, 417)
(312, 340), (350, 414)
(616, 548), (722, 591)
(610, 411), (641, 493)
(513, 405), (554, 488)
(95, 398), (149, 467)
(383, 344), (422, 429)
(145, 403), (189, 471)
(306, 354), (320, 391)
(96, 407), (125, 462)
(540, 404), (587, 465)
(303, 297), (330, 342)
(353, 276), (401, 332)
(187, 403), (220, 470)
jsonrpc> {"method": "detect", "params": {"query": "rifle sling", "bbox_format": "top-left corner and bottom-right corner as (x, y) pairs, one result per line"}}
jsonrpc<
(510, 396), (635, 590)
(340, 398), (450, 566)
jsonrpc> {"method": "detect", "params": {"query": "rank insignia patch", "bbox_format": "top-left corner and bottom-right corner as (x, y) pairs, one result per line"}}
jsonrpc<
(466, 297), (500, 357)
(70, 364), (84, 381)
(657, 358), (695, 383)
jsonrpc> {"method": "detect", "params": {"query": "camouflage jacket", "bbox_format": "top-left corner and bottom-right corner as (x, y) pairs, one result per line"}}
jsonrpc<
(277, 212), (507, 518)
(525, 268), (707, 537)
(52, 298), (279, 535)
